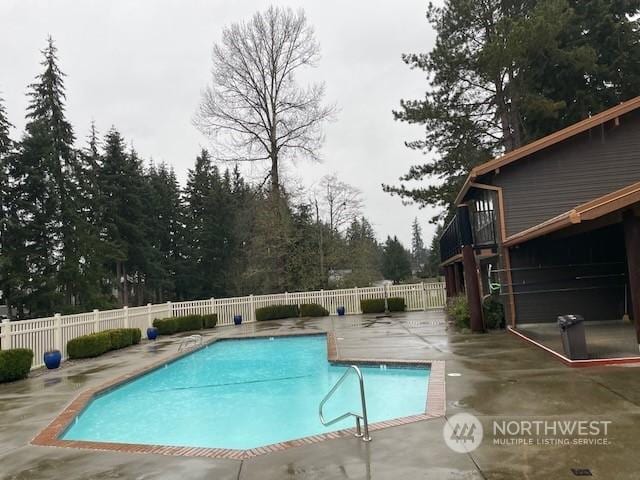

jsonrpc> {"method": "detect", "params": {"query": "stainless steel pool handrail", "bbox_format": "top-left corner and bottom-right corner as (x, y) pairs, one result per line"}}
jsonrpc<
(319, 365), (371, 442)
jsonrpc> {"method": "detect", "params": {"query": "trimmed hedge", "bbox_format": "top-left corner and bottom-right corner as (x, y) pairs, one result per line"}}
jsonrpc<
(67, 328), (142, 359)
(152, 314), (218, 335)
(67, 332), (112, 359)
(202, 314), (218, 329)
(299, 303), (329, 317)
(387, 297), (406, 312)
(0, 348), (34, 383)
(255, 304), (299, 321)
(360, 298), (386, 314)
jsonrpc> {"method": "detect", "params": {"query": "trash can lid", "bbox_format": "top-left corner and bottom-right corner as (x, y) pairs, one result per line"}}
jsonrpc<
(557, 314), (584, 329)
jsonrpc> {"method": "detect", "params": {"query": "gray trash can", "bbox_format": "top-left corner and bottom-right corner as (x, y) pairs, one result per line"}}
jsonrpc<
(557, 314), (588, 360)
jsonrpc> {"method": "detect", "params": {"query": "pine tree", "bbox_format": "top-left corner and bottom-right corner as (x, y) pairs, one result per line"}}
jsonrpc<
(410, 218), (427, 274)
(382, 236), (412, 284)
(97, 128), (153, 306)
(386, 0), (640, 220)
(0, 95), (13, 311)
(145, 162), (183, 302)
(4, 37), (84, 316)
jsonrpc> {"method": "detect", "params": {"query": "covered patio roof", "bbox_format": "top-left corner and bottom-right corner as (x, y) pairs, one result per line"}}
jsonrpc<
(503, 180), (640, 247)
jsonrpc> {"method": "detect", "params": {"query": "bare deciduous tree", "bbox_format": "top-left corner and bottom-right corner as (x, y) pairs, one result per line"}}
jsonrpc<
(316, 174), (363, 234)
(196, 6), (335, 196)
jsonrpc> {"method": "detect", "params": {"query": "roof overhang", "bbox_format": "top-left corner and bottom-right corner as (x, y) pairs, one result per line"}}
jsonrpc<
(454, 96), (640, 206)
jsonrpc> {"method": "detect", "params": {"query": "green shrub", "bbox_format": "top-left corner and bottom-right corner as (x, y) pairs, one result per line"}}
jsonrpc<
(360, 298), (386, 314)
(153, 314), (218, 334)
(483, 296), (505, 329)
(446, 295), (470, 329)
(387, 297), (406, 312)
(106, 328), (141, 349)
(153, 317), (179, 335)
(0, 349), (33, 383)
(255, 304), (299, 321)
(130, 328), (142, 344)
(299, 303), (329, 317)
(67, 332), (112, 359)
(178, 315), (205, 331)
(108, 329), (133, 350)
(202, 313), (218, 329)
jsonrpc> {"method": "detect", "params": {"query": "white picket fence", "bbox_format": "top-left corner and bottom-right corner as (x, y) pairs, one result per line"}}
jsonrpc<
(0, 282), (445, 369)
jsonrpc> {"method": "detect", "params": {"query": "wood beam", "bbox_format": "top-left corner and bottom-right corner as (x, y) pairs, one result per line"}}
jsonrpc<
(623, 211), (640, 346)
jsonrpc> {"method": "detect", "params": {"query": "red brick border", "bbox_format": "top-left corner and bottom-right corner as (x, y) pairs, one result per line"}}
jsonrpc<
(32, 330), (445, 459)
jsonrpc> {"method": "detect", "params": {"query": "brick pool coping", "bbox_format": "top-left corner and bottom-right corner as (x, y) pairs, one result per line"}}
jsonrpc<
(31, 330), (446, 459)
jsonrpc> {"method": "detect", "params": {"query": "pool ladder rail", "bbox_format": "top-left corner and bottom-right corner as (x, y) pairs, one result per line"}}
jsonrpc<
(319, 365), (371, 442)
(177, 334), (203, 351)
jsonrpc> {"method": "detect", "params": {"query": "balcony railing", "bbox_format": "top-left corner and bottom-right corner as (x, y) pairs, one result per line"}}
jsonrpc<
(439, 210), (497, 263)
(440, 218), (461, 262)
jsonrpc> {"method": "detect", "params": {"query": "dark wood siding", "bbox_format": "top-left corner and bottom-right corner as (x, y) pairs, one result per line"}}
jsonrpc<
(487, 111), (640, 237)
(510, 224), (627, 324)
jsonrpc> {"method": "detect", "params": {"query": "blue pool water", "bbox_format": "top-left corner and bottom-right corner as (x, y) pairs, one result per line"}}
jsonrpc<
(63, 335), (429, 449)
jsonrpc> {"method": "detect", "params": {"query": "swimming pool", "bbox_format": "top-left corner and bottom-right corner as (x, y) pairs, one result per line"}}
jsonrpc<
(62, 335), (430, 450)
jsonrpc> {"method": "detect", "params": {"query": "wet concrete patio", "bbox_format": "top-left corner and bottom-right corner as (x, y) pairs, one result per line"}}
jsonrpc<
(516, 320), (640, 359)
(1, 310), (640, 479)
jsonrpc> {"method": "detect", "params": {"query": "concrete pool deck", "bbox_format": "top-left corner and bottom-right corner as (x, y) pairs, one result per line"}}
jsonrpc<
(2, 310), (640, 479)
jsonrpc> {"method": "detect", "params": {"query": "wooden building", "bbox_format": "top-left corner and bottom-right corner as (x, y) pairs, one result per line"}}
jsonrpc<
(439, 97), (640, 347)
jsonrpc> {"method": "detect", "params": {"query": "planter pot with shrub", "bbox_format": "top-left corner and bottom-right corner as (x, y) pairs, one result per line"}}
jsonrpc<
(43, 350), (61, 369)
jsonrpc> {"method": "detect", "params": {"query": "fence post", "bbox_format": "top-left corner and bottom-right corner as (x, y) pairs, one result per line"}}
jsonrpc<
(93, 309), (100, 333)
(167, 300), (172, 318)
(1, 318), (11, 350)
(249, 294), (255, 322)
(53, 313), (62, 352)
(422, 282), (428, 311)
(354, 286), (360, 314)
(123, 306), (129, 328)
(284, 291), (289, 305)
(147, 303), (152, 328)
(209, 297), (215, 315)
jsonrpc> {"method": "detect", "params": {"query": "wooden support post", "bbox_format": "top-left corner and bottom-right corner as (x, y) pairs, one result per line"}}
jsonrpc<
(458, 205), (484, 333)
(623, 211), (640, 347)
(454, 263), (464, 294)
(444, 265), (453, 299)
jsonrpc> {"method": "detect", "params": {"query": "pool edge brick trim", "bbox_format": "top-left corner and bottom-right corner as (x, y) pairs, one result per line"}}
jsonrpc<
(31, 330), (446, 459)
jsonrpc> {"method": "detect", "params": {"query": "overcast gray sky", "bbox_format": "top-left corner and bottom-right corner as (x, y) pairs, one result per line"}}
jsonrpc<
(0, 0), (441, 247)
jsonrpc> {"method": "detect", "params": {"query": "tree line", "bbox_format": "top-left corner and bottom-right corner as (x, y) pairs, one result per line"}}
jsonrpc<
(0, 37), (428, 319)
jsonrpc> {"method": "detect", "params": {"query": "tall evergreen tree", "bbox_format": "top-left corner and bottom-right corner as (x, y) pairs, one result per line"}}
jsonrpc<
(97, 128), (152, 306)
(0, 95), (13, 310)
(410, 217), (427, 273)
(385, 0), (640, 220)
(4, 37), (85, 316)
(382, 236), (412, 284)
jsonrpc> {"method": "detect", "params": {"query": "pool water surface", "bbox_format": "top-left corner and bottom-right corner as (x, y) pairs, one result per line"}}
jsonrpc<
(62, 335), (430, 449)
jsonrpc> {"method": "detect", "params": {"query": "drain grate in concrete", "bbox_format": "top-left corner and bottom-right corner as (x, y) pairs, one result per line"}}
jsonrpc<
(571, 468), (593, 476)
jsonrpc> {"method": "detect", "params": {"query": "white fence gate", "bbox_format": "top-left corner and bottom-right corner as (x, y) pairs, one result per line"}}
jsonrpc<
(0, 282), (445, 369)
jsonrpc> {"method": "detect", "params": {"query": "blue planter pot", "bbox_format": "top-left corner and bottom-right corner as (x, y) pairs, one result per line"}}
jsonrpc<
(43, 350), (61, 369)
(234, 314), (243, 325)
(147, 327), (158, 340)
(337, 306), (346, 316)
